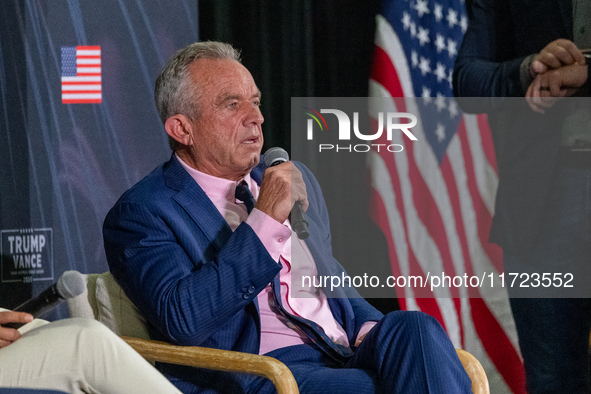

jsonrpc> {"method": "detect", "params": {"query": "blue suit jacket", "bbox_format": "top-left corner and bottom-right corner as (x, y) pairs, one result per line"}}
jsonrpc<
(103, 155), (383, 392)
(453, 0), (577, 253)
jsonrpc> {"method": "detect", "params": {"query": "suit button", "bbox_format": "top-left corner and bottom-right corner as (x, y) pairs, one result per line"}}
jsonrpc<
(242, 293), (250, 299)
(247, 286), (255, 294)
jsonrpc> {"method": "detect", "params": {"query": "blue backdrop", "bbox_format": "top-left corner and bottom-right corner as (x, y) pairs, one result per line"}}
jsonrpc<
(0, 0), (199, 318)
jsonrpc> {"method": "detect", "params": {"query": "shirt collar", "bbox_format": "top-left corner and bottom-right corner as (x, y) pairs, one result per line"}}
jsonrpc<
(175, 154), (258, 202)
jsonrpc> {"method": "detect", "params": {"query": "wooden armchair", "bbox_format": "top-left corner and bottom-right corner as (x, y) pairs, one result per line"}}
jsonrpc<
(67, 272), (488, 394)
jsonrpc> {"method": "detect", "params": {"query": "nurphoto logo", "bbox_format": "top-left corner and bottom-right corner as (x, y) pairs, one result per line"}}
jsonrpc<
(303, 107), (418, 153)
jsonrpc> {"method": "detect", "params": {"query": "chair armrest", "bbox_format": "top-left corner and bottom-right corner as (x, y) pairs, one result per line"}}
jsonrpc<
(456, 349), (489, 394)
(121, 336), (299, 394)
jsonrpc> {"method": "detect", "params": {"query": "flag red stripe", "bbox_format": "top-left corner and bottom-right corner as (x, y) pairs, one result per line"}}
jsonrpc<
(61, 100), (102, 103)
(371, 46), (404, 97)
(62, 82), (101, 85)
(61, 91), (102, 94)
(76, 46), (100, 50)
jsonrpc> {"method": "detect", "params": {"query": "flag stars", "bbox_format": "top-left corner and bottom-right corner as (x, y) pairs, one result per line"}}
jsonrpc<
(410, 22), (417, 38)
(448, 100), (459, 118)
(421, 86), (433, 103)
(447, 69), (454, 89)
(433, 3), (444, 22)
(411, 51), (419, 67)
(435, 34), (447, 53)
(418, 56), (432, 76)
(434, 62), (447, 82)
(417, 26), (431, 46)
(446, 8), (459, 29)
(402, 12), (412, 30)
(434, 93), (447, 112)
(460, 15), (468, 33)
(447, 38), (458, 58)
(435, 123), (446, 142)
(414, 0), (430, 17)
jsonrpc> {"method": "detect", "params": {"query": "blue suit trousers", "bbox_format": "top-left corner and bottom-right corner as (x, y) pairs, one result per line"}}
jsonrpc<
(246, 311), (472, 393)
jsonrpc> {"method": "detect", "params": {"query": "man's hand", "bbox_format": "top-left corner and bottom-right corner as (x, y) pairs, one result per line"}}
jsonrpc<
(531, 39), (586, 75)
(0, 310), (33, 348)
(256, 162), (308, 224)
(526, 63), (588, 113)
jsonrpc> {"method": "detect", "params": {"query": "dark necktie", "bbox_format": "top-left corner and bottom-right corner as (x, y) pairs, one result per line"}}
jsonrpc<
(235, 181), (256, 214)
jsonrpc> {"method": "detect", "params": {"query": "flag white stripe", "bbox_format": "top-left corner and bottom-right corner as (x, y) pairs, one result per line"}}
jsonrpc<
(76, 49), (100, 56)
(61, 93), (102, 99)
(77, 67), (101, 74)
(61, 85), (102, 91)
(463, 115), (498, 215)
(76, 58), (101, 65)
(61, 76), (101, 82)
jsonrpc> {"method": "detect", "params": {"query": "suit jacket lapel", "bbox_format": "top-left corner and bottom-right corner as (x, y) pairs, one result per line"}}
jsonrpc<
(163, 155), (233, 251)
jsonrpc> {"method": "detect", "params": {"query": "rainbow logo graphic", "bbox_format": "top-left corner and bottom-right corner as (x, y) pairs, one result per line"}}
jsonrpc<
(302, 107), (329, 131)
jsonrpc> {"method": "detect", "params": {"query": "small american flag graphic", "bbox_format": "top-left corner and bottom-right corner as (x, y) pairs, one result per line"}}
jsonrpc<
(61, 46), (102, 104)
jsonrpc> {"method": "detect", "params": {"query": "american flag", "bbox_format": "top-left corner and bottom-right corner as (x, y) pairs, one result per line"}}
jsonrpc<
(368, 0), (526, 392)
(61, 46), (102, 104)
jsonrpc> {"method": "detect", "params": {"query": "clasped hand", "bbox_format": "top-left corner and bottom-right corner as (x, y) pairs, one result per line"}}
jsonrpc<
(526, 39), (588, 113)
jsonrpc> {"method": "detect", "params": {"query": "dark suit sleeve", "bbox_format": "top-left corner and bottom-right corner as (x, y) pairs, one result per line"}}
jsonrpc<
(453, 0), (527, 111)
(103, 199), (280, 346)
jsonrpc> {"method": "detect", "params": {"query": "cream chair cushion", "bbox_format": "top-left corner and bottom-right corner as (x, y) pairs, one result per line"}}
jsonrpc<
(68, 272), (149, 340)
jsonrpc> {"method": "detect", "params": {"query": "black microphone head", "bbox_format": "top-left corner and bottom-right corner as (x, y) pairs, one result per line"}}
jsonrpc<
(263, 147), (289, 167)
(56, 270), (86, 299)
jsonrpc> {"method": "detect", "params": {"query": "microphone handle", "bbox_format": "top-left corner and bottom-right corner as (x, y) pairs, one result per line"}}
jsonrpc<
(13, 283), (63, 317)
(291, 201), (309, 240)
(3, 284), (63, 329)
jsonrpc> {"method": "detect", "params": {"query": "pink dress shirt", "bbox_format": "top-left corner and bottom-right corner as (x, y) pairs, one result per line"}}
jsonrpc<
(177, 156), (375, 354)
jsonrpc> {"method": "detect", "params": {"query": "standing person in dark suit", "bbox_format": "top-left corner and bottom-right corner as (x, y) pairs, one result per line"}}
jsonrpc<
(454, 0), (591, 392)
(103, 41), (471, 394)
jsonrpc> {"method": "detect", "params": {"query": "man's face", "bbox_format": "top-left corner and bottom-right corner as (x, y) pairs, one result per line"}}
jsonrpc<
(182, 58), (264, 181)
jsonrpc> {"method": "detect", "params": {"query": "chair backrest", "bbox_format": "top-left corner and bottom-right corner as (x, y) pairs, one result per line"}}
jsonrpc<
(67, 272), (150, 340)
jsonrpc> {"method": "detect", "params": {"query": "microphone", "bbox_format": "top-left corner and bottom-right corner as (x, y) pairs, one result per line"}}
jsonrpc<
(263, 147), (309, 239)
(4, 271), (86, 329)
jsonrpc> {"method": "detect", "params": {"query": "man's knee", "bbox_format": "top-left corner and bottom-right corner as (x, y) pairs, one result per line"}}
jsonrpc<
(377, 310), (450, 350)
(383, 310), (443, 332)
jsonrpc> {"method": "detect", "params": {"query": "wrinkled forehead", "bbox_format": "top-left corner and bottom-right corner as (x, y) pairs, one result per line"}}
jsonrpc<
(188, 58), (259, 98)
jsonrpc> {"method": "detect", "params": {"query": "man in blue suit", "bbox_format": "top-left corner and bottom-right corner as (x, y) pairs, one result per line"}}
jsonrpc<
(454, 0), (590, 392)
(103, 41), (471, 393)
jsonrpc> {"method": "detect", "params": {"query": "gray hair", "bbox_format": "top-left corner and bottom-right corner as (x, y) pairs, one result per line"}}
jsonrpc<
(154, 41), (242, 150)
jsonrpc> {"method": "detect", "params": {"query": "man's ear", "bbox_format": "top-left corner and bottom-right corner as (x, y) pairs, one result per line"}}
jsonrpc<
(165, 114), (194, 146)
